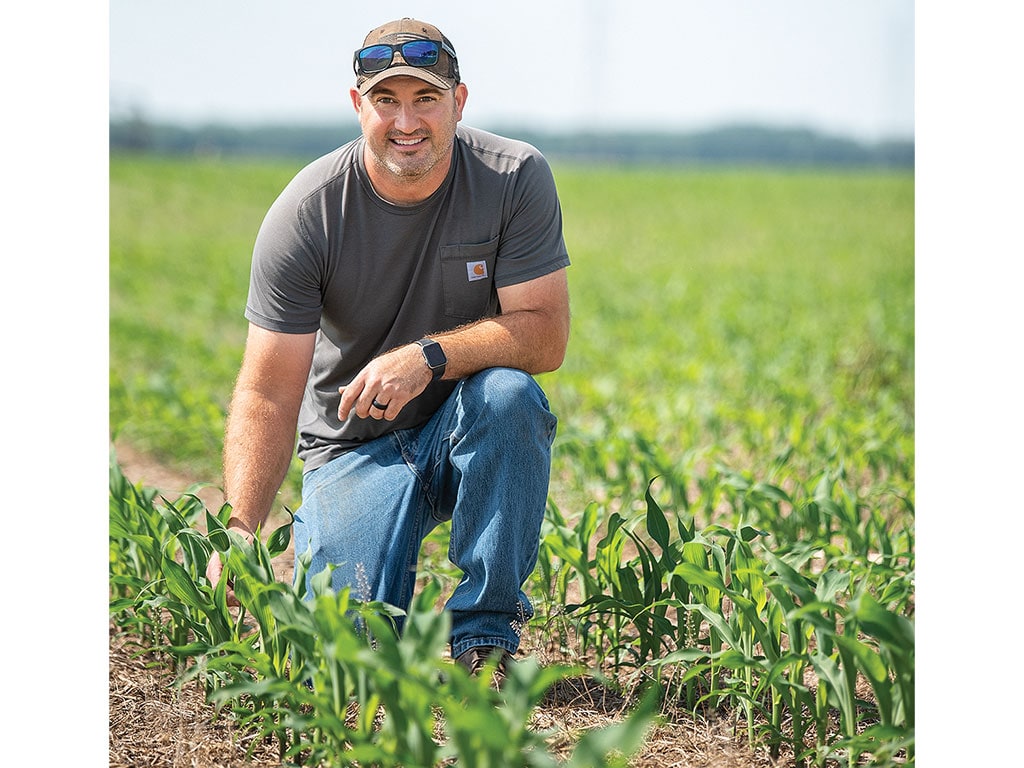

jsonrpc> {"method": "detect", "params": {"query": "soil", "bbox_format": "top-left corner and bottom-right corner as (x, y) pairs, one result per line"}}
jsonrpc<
(109, 443), (785, 767)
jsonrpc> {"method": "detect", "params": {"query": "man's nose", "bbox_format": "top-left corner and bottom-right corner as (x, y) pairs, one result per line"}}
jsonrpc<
(393, 103), (419, 132)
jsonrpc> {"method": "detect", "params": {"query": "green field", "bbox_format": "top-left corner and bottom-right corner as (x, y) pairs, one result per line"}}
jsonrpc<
(109, 155), (913, 508)
(109, 153), (914, 765)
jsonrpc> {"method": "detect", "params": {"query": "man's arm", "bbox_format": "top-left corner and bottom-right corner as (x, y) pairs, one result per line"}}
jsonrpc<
(207, 323), (315, 601)
(222, 323), (317, 536)
(338, 268), (569, 421)
(435, 267), (570, 376)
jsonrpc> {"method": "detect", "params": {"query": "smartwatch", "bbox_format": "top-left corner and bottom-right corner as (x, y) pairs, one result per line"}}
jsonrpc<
(415, 338), (447, 381)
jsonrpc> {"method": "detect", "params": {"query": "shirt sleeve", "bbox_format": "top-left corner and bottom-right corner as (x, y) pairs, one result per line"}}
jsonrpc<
(493, 148), (571, 288)
(244, 176), (327, 334)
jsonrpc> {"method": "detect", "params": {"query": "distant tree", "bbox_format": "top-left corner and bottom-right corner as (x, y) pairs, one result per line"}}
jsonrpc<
(109, 106), (154, 152)
(108, 118), (913, 169)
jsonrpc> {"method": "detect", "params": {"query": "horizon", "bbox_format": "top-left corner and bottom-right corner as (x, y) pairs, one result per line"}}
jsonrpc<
(110, 114), (915, 147)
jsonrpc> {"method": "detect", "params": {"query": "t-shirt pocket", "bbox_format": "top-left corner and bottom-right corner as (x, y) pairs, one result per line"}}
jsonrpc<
(439, 238), (499, 320)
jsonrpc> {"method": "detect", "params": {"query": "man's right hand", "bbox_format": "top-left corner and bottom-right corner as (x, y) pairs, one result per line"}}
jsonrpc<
(205, 522), (254, 607)
(218, 323), (314, 606)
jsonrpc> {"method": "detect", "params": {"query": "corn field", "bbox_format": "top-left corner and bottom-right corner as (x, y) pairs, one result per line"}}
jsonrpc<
(109, 157), (914, 766)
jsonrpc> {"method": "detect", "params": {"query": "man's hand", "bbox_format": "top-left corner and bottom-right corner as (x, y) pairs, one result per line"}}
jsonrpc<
(337, 269), (569, 424)
(338, 342), (433, 422)
(204, 520), (254, 608)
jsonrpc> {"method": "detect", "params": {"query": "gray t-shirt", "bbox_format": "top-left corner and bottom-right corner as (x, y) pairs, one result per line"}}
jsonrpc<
(245, 125), (571, 471)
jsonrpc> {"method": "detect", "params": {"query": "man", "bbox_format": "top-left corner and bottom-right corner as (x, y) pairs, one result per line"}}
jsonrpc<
(205, 18), (571, 679)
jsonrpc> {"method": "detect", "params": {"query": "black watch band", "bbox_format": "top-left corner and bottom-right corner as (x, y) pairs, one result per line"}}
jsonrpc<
(415, 338), (447, 381)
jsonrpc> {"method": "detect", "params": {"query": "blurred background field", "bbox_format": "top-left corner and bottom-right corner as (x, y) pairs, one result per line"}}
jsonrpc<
(109, 155), (914, 521)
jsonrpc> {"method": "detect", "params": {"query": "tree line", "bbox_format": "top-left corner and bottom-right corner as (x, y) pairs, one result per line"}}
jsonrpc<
(110, 116), (913, 168)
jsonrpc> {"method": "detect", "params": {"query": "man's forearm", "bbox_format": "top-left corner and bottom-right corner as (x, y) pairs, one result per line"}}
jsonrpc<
(338, 271), (569, 422)
(222, 387), (300, 535)
(433, 269), (570, 379)
(433, 306), (568, 379)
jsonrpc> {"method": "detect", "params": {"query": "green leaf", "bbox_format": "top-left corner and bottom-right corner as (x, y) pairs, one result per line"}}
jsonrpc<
(645, 481), (670, 552)
(266, 518), (293, 557)
(834, 634), (888, 684)
(157, 500), (189, 535)
(763, 550), (816, 604)
(616, 564), (644, 604)
(853, 593), (915, 654)
(673, 562), (728, 593)
(810, 651), (856, 733)
(739, 524), (769, 542)
(162, 555), (207, 608)
(751, 481), (793, 504)
(205, 510), (230, 552)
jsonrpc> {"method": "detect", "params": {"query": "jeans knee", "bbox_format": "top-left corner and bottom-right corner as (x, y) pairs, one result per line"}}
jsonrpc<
(462, 367), (549, 420)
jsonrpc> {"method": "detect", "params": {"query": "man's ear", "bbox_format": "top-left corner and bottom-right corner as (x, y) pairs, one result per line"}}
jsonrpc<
(454, 82), (468, 120)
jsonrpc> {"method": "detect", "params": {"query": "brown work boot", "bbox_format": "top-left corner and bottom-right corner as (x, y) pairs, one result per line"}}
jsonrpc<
(454, 646), (515, 689)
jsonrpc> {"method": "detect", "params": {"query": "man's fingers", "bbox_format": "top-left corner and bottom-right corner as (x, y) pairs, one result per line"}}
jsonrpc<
(206, 557), (223, 584)
(206, 557), (241, 607)
(369, 396), (390, 419)
(337, 382), (364, 420)
(340, 385), (406, 421)
(339, 346), (427, 421)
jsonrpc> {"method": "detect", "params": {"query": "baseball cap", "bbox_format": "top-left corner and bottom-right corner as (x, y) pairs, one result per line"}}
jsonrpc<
(354, 18), (460, 96)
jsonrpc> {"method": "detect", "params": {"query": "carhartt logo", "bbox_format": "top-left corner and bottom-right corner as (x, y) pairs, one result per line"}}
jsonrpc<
(466, 260), (488, 282)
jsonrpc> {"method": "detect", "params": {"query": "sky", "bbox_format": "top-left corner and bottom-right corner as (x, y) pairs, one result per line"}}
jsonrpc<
(109, 0), (915, 142)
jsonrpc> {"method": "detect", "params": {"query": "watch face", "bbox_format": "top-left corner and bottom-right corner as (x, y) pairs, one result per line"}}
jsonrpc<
(422, 341), (446, 368)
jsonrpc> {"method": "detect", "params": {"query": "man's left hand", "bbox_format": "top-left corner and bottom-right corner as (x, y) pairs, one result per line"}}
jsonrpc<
(338, 342), (432, 422)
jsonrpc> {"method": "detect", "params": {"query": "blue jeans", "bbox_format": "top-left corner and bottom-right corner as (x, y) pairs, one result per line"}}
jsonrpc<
(293, 367), (558, 658)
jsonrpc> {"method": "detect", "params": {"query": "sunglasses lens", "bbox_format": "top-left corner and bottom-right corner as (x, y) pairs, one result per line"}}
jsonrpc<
(358, 45), (394, 73)
(400, 40), (440, 67)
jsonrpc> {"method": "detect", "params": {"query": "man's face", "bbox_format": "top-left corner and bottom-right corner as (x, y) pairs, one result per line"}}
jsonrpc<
(353, 75), (467, 185)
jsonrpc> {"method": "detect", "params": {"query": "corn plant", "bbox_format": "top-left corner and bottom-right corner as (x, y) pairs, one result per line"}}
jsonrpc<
(109, 456), (234, 650)
(204, 564), (415, 764)
(817, 591), (915, 766)
(550, 471), (914, 767)
(201, 557), (659, 767)
(112, 458), (658, 766)
(109, 458), (169, 645)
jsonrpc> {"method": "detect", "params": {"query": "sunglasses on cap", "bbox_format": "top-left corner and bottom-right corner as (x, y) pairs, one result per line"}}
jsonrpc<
(353, 39), (458, 77)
